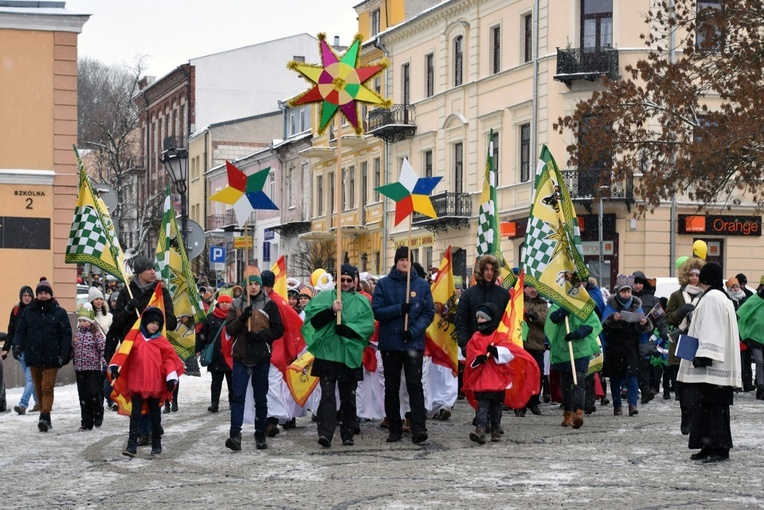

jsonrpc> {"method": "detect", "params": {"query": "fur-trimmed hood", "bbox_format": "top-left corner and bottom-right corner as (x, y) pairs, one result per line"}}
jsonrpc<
(678, 257), (705, 287)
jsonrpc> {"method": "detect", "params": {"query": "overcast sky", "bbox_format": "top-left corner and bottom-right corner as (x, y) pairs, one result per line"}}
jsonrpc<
(66, 0), (360, 78)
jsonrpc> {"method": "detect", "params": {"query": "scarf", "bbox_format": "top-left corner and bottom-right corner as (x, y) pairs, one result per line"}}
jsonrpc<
(684, 284), (702, 296)
(727, 289), (746, 301)
(212, 306), (228, 319)
(616, 296), (633, 309)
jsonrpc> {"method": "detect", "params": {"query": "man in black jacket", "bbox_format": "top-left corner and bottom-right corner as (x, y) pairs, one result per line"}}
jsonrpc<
(12, 277), (72, 432)
(225, 273), (284, 451)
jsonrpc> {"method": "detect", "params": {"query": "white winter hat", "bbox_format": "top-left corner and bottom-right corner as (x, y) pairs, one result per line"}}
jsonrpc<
(88, 287), (104, 302)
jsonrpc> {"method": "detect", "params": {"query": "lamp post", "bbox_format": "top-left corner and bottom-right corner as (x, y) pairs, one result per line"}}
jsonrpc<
(598, 185), (610, 287)
(160, 146), (189, 250)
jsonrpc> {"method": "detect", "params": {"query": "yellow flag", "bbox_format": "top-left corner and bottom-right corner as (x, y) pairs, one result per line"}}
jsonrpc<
(425, 247), (459, 375)
(498, 270), (525, 346)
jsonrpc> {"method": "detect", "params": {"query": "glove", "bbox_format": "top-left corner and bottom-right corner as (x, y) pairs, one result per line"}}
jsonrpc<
(1, 352), (5, 361)
(402, 330), (414, 343)
(166, 379), (176, 392)
(758, 287), (764, 299)
(335, 323), (355, 339)
(125, 298), (140, 314)
(550, 308), (569, 324)
(473, 354), (488, 365)
(401, 302), (412, 314)
(677, 304), (695, 318)
(110, 366), (120, 380)
(12, 345), (20, 360)
(692, 356), (713, 369)
(524, 310), (538, 323)
(240, 305), (253, 320)
(486, 344), (498, 357)
(565, 325), (593, 342)
(460, 344), (467, 358)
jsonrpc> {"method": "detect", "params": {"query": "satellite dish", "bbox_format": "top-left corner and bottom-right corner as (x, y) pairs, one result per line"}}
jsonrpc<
(93, 183), (118, 213)
(184, 219), (206, 259)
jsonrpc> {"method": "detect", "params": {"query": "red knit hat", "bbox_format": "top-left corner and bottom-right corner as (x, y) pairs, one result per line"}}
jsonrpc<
(217, 295), (233, 304)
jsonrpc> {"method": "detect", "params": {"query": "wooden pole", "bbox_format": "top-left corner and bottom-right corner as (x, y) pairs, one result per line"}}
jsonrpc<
(335, 119), (343, 324)
(564, 315), (577, 385)
(245, 221), (252, 331)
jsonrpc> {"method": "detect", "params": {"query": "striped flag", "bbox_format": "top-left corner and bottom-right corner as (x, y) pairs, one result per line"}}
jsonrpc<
(497, 269), (525, 346)
(425, 247), (459, 376)
(65, 147), (127, 282)
(156, 185), (206, 361)
(522, 145), (595, 321)
(271, 255), (287, 299)
(476, 131), (516, 288)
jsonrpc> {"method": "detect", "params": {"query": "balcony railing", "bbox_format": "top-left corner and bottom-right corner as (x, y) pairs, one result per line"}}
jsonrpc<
(561, 169), (634, 210)
(367, 104), (417, 143)
(554, 46), (619, 88)
(412, 192), (472, 232)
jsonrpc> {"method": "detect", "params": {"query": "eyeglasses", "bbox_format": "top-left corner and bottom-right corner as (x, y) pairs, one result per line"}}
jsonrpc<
(340, 277), (354, 283)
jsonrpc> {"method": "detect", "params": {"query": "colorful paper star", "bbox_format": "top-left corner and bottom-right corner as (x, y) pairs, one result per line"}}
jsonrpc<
(375, 158), (442, 226)
(210, 161), (278, 227)
(288, 33), (390, 134)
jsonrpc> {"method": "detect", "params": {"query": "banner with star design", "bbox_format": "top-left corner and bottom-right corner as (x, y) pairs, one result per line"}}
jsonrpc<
(288, 33), (390, 134)
(156, 185), (206, 360)
(521, 145), (595, 321)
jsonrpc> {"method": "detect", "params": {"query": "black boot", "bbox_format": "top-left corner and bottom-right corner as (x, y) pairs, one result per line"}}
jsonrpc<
(163, 402), (171, 414)
(123, 434), (138, 457)
(38, 413), (52, 432)
(225, 430), (242, 451)
(151, 435), (162, 455)
(255, 432), (267, 450)
(757, 385), (764, 400)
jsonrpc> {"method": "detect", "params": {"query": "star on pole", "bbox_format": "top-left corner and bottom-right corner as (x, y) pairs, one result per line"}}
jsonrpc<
(376, 158), (442, 226)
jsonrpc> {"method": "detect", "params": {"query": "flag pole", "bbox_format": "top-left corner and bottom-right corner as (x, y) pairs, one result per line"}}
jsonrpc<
(564, 316), (577, 385)
(335, 118), (343, 325)
(245, 221), (253, 331)
(404, 221), (412, 330)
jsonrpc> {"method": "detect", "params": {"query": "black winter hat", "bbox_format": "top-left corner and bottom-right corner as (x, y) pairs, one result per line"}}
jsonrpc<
(340, 264), (357, 278)
(699, 262), (724, 289)
(132, 256), (155, 275)
(475, 302), (499, 322)
(261, 270), (276, 288)
(736, 273), (748, 285)
(394, 246), (410, 264)
(19, 285), (33, 301)
(36, 277), (53, 297)
(141, 306), (165, 331)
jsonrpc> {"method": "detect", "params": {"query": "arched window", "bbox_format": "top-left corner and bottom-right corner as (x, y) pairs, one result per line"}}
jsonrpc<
(453, 35), (463, 86)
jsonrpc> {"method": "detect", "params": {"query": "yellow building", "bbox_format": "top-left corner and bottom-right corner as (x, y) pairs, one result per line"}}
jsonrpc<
(0, 3), (88, 317)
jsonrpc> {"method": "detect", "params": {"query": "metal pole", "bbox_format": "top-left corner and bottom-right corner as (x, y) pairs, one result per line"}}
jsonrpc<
(598, 195), (604, 284)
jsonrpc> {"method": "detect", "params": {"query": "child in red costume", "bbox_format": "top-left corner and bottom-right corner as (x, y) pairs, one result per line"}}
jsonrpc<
(110, 307), (184, 457)
(462, 303), (515, 444)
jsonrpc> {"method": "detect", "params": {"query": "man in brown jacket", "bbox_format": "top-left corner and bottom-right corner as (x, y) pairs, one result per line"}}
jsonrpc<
(519, 283), (548, 416)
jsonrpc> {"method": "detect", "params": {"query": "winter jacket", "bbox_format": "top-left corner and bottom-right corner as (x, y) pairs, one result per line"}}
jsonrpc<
(226, 292), (283, 366)
(73, 325), (105, 372)
(665, 285), (703, 365)
(372, 268), (435, 352)
(105, 279), (177, 362)
(545, 304), (602, 365)
(632, 271), (670, 342)
(455, 280), (510, 349)
(523, 296), (549, 352)
(601, 295), (653, 378)
(12, 298), (72, 368)
(197, 306), (231, 373)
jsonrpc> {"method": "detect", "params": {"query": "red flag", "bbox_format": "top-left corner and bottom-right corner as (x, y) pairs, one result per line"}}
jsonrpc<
(424, 247), (459, 375)
(267, 289), (307, 375)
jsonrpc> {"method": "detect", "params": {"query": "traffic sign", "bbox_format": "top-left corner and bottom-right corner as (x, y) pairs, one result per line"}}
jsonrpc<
(233, 237), (253, 249)
(209, 245), (226, 263)
(214, 262), (225, 271)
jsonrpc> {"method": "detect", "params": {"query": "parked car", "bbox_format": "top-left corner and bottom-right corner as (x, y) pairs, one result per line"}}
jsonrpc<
(76, 284), (90, 307)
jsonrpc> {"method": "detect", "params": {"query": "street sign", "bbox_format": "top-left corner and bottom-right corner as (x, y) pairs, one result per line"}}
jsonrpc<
(214, 262), (225, 271)
(233, 237), (253, 249)
(209, 245), (226, 263)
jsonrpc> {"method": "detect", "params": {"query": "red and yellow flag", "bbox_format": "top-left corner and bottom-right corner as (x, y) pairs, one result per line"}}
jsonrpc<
(286, 351), (320, 407)
(107, 284), (165, 416)
(498, 269), (524, 346)
(425, 247), (459, 376)
(271, 255), (287, 299)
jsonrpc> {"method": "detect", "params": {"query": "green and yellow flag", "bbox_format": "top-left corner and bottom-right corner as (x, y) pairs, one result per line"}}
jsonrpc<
(156, 185), (206, 361)
(65, 147), (127, 282)
(522, 145), (595, 321)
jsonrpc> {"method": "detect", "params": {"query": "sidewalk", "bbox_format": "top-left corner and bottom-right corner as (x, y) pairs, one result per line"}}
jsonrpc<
(2, 374), (763, 509)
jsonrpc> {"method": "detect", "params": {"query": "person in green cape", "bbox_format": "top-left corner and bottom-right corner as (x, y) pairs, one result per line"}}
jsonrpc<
(737, 276), (764, 400)
(302, 264), (375, 448)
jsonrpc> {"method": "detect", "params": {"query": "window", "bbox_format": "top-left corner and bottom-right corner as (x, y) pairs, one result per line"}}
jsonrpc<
(696, 0), (723, 51)
(288, 165), (295, 207)
(371, 8), (381, 36)
(577, 115), (611, 192)
(490, 131), (500, 185)
(341, 169), (347, 210)
(373, 77), (381, 94)
(520, 124), (531, 182)
(453, 36), (463, 86)
(373, 157), (381, 201)
(425, 53), (434, 97)
(268, 170), (276, 201)
(424, 150), (433, 178)
(329, 172), (335, 213)
(491, 26), (501, 74)
(401, 63), (410, 105)
(292, 55), (305, 63)
(348, 165), (355, 209)
(317, 175), (324, 215)
(454, 142), (464, 193)
(361, 161), (368, 207)
(581, 0), (613, 49)
(524, 14), (533, 63)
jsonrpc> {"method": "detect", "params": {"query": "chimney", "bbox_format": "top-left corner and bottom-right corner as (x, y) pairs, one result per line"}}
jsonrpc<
(334, 35), (340, 47)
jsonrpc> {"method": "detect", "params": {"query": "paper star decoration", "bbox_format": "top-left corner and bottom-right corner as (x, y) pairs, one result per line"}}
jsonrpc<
(209, 161), (278, 227)
(288, 33), (390, 134)
(375, 158), (442, 226)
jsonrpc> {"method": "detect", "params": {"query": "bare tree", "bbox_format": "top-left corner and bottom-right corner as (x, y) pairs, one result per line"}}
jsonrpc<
(292, 239), (337, 278)
(555, 0), (764, 214)
(78, 57), (149, 250)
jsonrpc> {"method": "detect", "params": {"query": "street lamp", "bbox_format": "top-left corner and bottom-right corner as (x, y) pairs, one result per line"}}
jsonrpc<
(160, 146), (189, 250)
(598, 185), (610, 288)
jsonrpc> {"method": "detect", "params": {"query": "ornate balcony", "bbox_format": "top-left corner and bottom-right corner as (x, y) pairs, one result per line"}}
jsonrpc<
(367, 104), (416, 143)
(554, 46), (619, 88)
(270, 220), (312, 238)
(411, 192), (472, 232)
(561, 169), (634, 212)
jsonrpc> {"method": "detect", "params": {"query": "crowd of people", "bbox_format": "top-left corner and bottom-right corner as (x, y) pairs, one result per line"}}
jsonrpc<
(2, 248), (762, 464)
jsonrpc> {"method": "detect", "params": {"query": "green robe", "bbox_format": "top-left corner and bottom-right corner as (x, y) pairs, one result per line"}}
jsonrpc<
(301, 289), (374, 369)
(738, 295), (764, 345)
